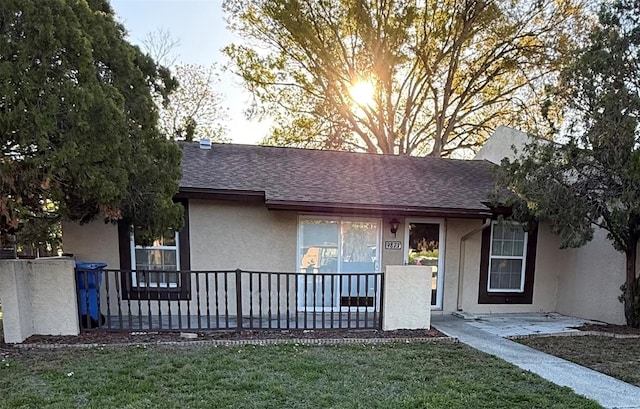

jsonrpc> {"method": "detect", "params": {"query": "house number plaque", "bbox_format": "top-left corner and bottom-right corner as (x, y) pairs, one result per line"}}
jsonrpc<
(384, 241), (402, 250)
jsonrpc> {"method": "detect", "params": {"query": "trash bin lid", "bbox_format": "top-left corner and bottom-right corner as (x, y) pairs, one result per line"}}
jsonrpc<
(75, 261), (108, 270)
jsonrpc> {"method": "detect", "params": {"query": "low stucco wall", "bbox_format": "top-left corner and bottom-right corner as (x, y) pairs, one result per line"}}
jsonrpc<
(383, 265), (431, 330)
(0, 258), (79, 343)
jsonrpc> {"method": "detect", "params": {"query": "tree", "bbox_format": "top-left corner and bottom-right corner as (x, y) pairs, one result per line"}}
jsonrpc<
(141, 27), (181, 67)
(224, 0), (586, 156)
(157, 63), (229, 142)
(0, 0), (184, 248)
(495, 0), (640, 327)
(141, 28), (228, 142)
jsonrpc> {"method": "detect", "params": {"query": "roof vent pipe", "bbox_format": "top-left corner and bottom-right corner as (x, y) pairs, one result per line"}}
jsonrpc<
(199, 139), (212, 150)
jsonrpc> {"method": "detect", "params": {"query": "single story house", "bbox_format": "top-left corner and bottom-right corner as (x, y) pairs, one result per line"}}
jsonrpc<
(62, 126), (630, 326)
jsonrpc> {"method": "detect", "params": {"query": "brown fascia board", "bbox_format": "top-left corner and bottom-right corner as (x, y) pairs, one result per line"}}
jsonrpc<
(265, 200), (492, 219)
(176, 187), (266, 202)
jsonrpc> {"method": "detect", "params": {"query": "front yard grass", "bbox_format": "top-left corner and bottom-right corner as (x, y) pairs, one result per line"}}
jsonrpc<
(518, 335), (640, 387)
(0, 342), (600, 409)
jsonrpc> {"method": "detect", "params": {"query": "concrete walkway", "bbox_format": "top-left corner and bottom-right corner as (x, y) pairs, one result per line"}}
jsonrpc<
(432, 315), (640, 409)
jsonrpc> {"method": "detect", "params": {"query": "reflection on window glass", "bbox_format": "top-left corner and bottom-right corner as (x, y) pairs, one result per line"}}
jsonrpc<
(300, 220), (339, 273)
(131, 231), (179, 288)
(408, 223), (439, 266)
(298, 218), (380, 310)
(299, 219), (378, 274)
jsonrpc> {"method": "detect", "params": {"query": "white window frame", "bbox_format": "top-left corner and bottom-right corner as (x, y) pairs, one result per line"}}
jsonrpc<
(487, 221), (528, 293)
(130, 231), (180, 288)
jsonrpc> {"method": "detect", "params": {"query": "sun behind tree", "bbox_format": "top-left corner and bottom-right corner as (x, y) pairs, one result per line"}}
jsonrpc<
(349, 79), (375, 107)
(224, 0), (588, 156)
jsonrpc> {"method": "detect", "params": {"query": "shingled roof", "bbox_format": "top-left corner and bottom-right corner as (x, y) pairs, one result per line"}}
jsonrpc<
(179, 142), (497, 217)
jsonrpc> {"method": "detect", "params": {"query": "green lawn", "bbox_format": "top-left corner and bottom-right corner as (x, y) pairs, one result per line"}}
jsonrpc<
(0, 342), (600, 409)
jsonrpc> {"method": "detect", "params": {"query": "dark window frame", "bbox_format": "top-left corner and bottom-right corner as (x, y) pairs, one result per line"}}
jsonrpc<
(118, 199), (191, 301)
(478, 220), (538, 304)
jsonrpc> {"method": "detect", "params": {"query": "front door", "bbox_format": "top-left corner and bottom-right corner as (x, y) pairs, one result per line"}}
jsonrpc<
(404, 219), (445, 309)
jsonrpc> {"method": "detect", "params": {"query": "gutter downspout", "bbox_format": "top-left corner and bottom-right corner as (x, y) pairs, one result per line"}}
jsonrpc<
(457, 218), (491, 311)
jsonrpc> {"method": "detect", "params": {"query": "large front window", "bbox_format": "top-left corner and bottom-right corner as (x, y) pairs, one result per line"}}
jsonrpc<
(130, 232), (180, 288)
(298, 217), (381, 310)
(488, 222), (528, 292)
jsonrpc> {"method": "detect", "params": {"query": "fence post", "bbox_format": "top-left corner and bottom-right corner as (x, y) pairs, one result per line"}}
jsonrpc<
(235, 269), (243, 329)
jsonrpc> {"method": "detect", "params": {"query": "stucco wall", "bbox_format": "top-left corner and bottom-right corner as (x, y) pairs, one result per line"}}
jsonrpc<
(441, 219), (482, 314)
(189, 200), (298, 271)
(555, 228), (626, 324)
(381, 217), (405, 267)
(0, 258), (79, 343)
(473, 125), (533, 164)
(62, 221), (123, 318)
(65, 203), (627, 323)
(443, 220), (559, 315)
(62, 221), (121, 269)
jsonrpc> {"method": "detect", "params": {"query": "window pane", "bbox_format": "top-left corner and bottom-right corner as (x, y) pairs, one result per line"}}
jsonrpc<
(148, 271), (160, 286)
(134, 231), (177, 247)
(341, 221), (378, 299)
(491, 224), (526, 257)
(300, 220), (339, 273)
(342, 221), (377, 268)
(489, 259), (523, 290)
(165, 271), (179, 285)
(162, 250), (177, 267)
(135, 249), (149, 267)
(147, 249), (163, 268)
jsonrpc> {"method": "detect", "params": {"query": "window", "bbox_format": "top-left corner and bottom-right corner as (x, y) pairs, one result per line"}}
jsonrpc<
(488, 222), (528, 292)
(117, 200), (191, 300)
(478, 220), (538, 304)
(298, 217), (381, 310)
(131, 231), (180, 288)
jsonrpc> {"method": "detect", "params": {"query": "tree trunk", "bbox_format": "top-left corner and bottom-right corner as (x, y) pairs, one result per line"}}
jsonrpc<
(624, 245), (639, 327)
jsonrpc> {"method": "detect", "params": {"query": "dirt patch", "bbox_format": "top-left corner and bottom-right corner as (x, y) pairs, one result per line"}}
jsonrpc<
(573, 323), (640, 335)
(518, 335), (640, 387)
(17, 328), (445, 346)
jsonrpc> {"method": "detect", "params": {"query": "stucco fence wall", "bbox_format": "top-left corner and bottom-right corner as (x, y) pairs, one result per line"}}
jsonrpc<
(0, 258), (79, 343)
(0, 259), (428, 343)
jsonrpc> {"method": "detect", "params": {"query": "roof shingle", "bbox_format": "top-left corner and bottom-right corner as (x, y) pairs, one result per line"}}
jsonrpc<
(179, 143), (497, 214)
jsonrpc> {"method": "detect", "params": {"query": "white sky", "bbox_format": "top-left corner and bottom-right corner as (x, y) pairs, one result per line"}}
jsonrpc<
(110, 0), (268, 145)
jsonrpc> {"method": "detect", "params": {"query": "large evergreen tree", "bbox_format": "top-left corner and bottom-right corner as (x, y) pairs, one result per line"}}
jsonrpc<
(224, 0), (586, 156)
(0, 0), (184, 247)
(496, 0), (640, 327)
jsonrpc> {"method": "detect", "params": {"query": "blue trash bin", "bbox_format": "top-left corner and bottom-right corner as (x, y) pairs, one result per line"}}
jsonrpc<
(76, 261), (107, 328)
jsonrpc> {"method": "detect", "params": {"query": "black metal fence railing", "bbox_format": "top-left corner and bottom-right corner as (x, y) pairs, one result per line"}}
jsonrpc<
(75, 269), (384, 332)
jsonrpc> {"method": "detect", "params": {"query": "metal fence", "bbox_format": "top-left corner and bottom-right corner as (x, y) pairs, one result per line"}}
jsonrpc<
(75, 268), (384, 332)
